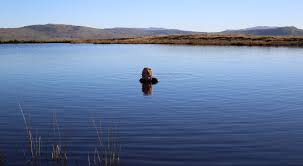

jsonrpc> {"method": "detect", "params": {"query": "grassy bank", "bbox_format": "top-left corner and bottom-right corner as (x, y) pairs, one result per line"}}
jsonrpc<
(1, 34), (303, 47)
(87, 34), (303, 47)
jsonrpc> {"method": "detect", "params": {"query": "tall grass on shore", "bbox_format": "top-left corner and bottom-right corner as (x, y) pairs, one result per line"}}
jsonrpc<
(18, 104), (121, 166)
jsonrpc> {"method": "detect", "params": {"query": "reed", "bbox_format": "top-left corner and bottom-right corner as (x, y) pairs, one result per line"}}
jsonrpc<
(18, 106), (69, 165)
(89, 120), (121, 166)
(18, 104), (121, 166)
(19, 104), (42, 164)
(50, 112), (68, 165)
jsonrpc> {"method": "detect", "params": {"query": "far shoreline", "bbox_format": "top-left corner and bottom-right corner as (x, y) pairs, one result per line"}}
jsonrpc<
(1, 34), (303, 48)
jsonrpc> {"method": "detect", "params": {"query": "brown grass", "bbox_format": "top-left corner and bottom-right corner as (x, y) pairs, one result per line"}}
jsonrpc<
(89, 119), (120, 166)
(19, 104), (120, 166)
(86, 34), (303, 47)
(2, 34), (303, 47)
(19, 104), (42, 164)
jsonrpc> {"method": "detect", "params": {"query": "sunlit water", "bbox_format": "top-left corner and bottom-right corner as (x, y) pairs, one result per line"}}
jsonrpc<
(0, 44), (303, 166)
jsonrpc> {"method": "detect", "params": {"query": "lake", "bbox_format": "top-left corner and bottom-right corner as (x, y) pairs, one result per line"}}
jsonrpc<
(0, 44), (303, 166)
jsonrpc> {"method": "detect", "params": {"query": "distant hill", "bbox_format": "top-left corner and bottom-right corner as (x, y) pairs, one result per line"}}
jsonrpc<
(1, 24), (303, 42)
(222, 26), (303, 36)
(0, 24), (199, 41)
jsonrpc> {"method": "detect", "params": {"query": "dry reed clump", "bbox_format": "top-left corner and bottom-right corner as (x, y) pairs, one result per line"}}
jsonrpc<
(19, 104), (121, 166)
(50, 113), (68, 164)
(88, 120), (121, 166)
(19, 105), (70, 165)
(19, 104), (42, 164)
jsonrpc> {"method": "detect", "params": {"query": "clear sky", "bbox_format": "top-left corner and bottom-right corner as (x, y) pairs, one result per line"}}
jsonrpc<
(1, 0), (302, 32)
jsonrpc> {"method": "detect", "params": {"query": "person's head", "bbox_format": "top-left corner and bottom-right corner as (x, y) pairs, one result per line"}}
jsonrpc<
(142, 67), (153, 78)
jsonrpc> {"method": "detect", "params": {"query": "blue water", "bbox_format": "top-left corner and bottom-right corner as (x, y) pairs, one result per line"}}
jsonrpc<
(0, 44), (303, 166)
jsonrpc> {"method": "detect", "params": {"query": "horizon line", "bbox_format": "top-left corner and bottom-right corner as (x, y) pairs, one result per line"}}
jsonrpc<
(0, 23), (301, 33)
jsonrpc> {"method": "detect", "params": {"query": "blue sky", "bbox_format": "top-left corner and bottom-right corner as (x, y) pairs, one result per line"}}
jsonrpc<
(1, 0), (302, 32)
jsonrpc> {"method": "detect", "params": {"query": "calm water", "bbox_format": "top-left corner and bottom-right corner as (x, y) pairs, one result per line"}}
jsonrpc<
(0, 44), (303, 166)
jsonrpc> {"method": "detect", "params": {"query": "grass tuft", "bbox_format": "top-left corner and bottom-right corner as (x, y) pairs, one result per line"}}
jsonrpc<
(18, 104), (120, 166)
(90, 119), (121, 166)
(19, 104), (42, 164)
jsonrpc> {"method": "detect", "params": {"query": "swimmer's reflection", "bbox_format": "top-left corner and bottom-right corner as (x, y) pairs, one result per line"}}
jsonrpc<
(141, 83), (156, 96)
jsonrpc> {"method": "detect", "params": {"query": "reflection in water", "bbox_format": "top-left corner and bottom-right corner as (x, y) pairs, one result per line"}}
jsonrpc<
(141, 83), (156, 96)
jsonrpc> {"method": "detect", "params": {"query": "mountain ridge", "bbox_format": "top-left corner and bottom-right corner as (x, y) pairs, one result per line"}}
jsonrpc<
(0, 24), (200, 41)
(221, 26), (303, 36)
(1, 24), (303, 42)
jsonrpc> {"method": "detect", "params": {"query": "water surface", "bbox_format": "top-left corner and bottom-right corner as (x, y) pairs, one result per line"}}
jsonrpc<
(0, 44), (303, 166)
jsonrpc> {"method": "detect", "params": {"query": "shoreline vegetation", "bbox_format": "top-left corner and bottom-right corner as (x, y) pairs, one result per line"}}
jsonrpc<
(1, 34), (303, 47)
(16, 104), (121, 166)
